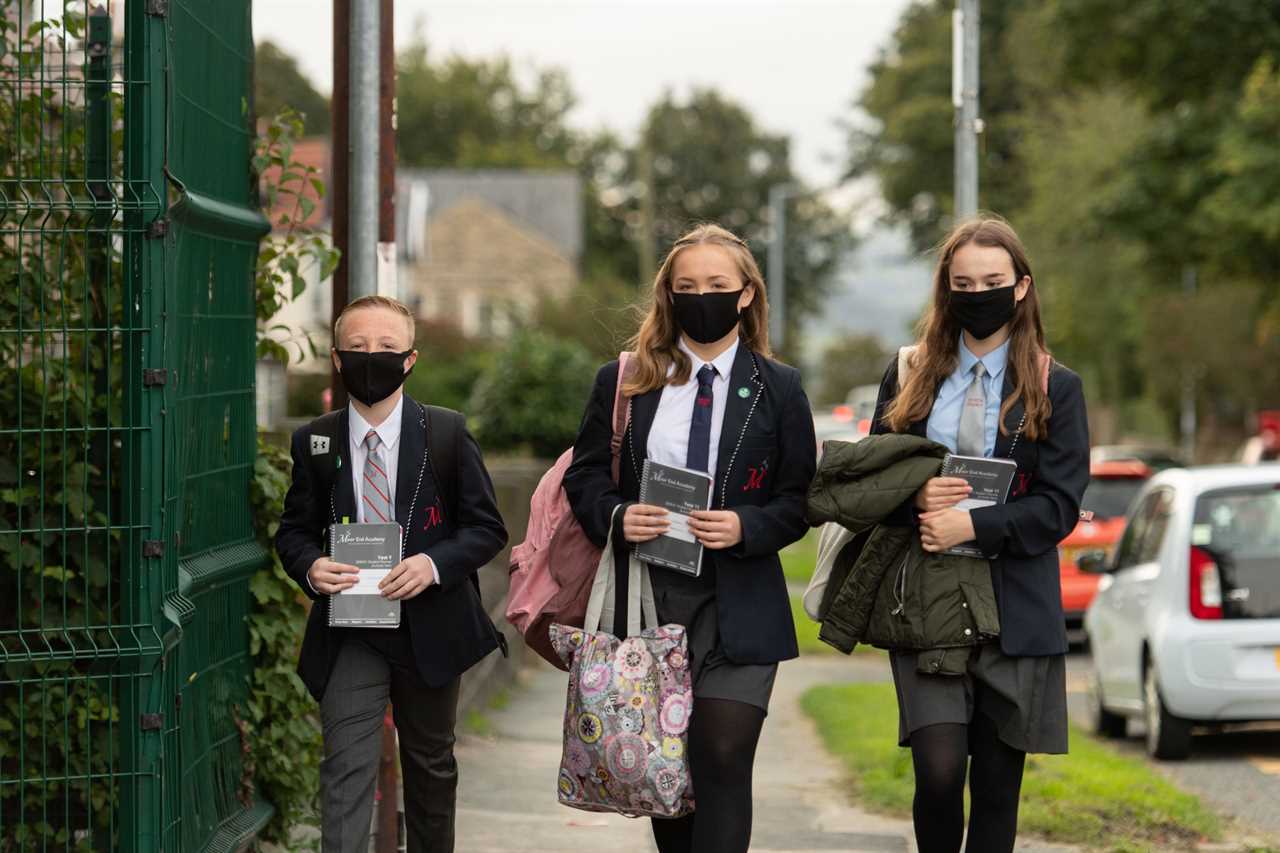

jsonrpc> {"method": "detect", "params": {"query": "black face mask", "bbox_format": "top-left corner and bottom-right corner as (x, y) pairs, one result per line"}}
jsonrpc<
(336, 350), (414, 406)
(948, 286), (1019, 340)
(671, 289), (745, 345)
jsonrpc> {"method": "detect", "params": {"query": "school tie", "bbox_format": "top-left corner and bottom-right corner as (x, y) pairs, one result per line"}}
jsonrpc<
(685, 364), (718, 473)
(362, 429), (393, 524)
(956, 361), (987, 457)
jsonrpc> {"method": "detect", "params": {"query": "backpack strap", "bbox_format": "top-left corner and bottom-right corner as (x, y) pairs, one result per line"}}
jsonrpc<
(896, 345), (918, 394)
(609, 351), (637, 481)
(424, 403), (464, 524)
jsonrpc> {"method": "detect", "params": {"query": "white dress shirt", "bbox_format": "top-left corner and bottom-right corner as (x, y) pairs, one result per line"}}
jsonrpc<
(343, 395), (438, 584)
(647, 337), (739, 475)
(348, 395), (404, 522)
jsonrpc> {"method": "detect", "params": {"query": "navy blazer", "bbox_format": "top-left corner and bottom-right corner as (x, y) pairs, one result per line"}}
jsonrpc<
(871, 354), (1090, 656)
(563, 345), (817, 665)
(274, 396), (508, 699)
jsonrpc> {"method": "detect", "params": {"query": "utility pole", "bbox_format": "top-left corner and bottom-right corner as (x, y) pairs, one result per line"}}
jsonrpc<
(1181, 265), (1198, 463)
(767, 183), (796, 352)
(953, 0), (981, 218)
(349, 0), (380, 299)
(329, 0), (350, 409)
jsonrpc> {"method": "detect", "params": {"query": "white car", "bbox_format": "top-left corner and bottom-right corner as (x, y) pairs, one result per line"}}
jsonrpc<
(1081, 465), (1280, 759)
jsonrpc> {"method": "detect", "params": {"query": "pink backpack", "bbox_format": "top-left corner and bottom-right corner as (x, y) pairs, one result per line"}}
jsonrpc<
(507, 352), (635, 670)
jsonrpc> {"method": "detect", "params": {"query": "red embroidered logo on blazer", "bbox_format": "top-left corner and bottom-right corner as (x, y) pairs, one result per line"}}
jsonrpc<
(743, 459), (769, 492)
(1011, 472), (1033, 498)
(423, 498), (445, 531)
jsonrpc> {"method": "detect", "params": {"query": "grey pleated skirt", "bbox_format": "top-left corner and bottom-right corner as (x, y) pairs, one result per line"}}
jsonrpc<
(649, 567), (778, 714)
(889, 643), (1068, 755)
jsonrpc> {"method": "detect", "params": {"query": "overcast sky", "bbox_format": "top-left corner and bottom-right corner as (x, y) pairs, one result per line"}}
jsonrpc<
(252, 0), (913, 191)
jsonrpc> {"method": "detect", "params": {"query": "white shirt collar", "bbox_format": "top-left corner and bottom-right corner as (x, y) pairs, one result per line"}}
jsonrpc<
(348, 394), (405, 452)
(677, 336), (739, 382)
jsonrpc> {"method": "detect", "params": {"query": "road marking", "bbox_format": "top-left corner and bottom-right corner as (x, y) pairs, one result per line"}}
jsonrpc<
(1248, 757), (1280, 776)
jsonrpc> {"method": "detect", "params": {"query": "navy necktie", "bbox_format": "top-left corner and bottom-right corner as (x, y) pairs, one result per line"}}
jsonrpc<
(686, 364), (717, 472)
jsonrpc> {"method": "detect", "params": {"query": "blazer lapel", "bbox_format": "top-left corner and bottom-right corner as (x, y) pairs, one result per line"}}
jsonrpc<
(628, 386), (662, 480)
(332, 408), (356, 523)
(395, 397), (427, 528)
(712, 346), (762, 506)
(993, 368), (1024, 458)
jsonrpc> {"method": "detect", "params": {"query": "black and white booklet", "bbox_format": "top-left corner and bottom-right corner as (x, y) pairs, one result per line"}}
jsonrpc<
(328, 522), (402, 628)
(634, 460), (714, 577)
(939, 454), (1017, 558)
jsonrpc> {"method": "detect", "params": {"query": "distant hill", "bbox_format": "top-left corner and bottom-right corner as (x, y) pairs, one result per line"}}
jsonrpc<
(801, 223), (932, 363)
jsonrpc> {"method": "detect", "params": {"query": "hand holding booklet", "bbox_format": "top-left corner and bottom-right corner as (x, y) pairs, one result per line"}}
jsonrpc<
(939, 454), (1017, 557)
(328, 521), (402, 627)
(634, 460), (714, 577)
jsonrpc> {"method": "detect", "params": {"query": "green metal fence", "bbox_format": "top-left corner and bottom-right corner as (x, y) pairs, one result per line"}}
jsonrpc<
(0, 1), (270, 850)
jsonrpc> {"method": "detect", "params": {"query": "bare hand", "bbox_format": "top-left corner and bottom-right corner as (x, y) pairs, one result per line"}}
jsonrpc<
(379, 553), (436, 600)
(914, 477), (972, 512)
(919, 509), (976, 553)
(307, 557), (360, 595)
(624, 504), (669, 543)
(688, 510), (743, 550)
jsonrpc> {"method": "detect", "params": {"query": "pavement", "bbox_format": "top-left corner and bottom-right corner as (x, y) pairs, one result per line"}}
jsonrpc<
(454, 654), (1082, 852)
(1063, 652), (1280, 846)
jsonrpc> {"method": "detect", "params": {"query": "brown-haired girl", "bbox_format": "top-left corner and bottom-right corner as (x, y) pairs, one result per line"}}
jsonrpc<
(872, 215), (1089, 853)
(563, 223), (817, 852)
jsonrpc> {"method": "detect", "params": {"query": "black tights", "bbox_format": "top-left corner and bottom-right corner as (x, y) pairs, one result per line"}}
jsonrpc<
(908, 713), (1027, 853)
(650, 697), (765, 853)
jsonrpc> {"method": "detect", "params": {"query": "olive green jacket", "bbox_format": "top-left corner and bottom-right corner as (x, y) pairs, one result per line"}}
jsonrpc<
(805, 434), (1001, 675)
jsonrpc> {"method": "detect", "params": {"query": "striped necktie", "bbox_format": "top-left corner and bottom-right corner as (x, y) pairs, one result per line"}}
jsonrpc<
(362, 429), (393, 523)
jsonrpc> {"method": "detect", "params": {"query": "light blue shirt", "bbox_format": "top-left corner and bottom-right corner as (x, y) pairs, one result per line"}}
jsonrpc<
(926, 339), (1010, 458)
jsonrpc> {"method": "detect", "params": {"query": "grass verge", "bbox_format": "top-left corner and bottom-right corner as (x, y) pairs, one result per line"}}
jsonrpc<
(801, 682), (1223, 850)
(781, 529), (819, 584)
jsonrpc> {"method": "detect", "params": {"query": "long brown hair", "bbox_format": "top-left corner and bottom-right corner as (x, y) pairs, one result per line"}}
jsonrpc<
(885, 215), (1053, 441)
(624, 223), (771, 396)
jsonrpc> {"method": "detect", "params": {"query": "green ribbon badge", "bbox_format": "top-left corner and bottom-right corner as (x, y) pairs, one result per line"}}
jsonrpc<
(737, 386), (751, 398)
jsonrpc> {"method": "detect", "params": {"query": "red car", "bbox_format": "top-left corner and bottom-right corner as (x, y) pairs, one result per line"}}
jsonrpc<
(1059, 461), (1153, 636)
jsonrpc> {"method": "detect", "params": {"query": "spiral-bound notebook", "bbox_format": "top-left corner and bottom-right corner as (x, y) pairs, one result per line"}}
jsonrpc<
(328, 522), (402, 627)
(940, 454), (1017, 557)
(634, 460), (714, 577)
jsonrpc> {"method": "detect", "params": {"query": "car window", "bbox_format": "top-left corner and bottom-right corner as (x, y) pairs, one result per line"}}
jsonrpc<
(1194, 484), (1280, 619)
(1135, 489), (1174, 564)
(1082, 477), (1147, 520)
(1113, 491), (1159, 570)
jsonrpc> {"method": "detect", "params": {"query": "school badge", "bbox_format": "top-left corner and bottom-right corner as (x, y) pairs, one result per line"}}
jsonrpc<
(310, 435), (330, 455)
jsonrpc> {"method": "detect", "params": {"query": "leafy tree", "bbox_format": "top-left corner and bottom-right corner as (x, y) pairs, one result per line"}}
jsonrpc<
(396, 37), (577, 170)
(598, 88), (852, 358)
(468, 330), (597, 458)
(846, 0), (1029, 252)
(814, 334), (890, 405)
(255, 40), (330, 136)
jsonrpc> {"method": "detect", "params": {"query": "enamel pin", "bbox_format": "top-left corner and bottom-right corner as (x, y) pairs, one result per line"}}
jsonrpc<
(310, 435), (330, 455)
(737, 386), (751, 398)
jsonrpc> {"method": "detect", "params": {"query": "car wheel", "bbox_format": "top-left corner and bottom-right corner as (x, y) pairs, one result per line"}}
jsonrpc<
(1143, 658), (1192, 760)
(1088, 668), (1127, 739)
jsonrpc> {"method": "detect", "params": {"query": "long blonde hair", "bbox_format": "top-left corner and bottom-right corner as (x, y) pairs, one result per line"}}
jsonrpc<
(624, 223), (771, 396)
(885, 216), (1053, 441)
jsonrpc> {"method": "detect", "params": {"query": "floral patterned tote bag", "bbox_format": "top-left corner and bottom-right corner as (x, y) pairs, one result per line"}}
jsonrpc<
(549, 523), (695, 818)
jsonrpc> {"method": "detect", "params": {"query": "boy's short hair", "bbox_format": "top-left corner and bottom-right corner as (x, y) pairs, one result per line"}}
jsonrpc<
(333, 295), (416, 348)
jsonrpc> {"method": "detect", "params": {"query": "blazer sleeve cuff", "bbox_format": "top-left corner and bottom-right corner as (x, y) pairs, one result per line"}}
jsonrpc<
(289, 550), (325, 601)
(968, 505), (1005, 559)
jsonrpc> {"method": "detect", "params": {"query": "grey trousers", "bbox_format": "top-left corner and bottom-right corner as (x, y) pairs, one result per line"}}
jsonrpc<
(319, 628), (462, 853)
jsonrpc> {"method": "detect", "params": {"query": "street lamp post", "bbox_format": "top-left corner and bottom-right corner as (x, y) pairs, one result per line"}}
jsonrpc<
(953, 0), (981, 218)
(768, 183), (797, 351)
